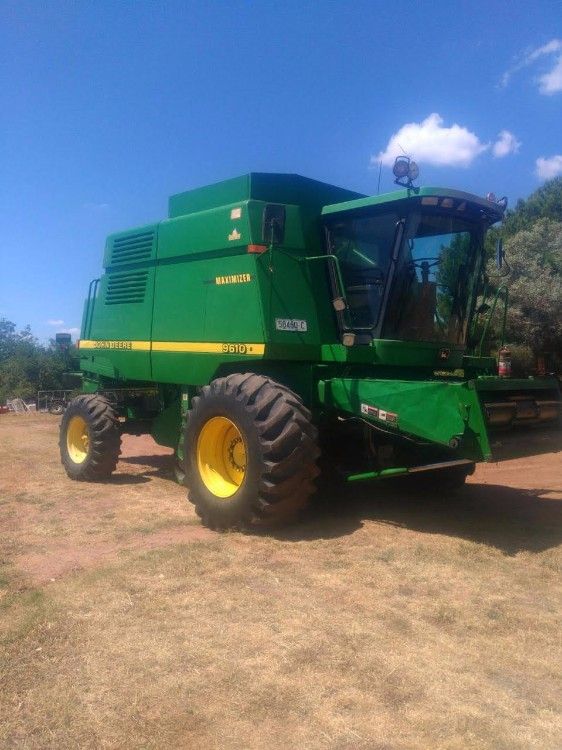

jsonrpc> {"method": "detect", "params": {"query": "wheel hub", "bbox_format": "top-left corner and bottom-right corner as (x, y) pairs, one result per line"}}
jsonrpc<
(196, 417), (247, 498)
(227, 436), (246, 472)
(66, 415), (90, 464)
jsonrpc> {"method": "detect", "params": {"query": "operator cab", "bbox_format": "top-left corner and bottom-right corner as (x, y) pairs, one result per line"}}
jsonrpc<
(322, 187), (506, 349)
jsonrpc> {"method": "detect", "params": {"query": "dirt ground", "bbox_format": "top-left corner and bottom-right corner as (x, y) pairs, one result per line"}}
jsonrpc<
(1, 413), (561, 749)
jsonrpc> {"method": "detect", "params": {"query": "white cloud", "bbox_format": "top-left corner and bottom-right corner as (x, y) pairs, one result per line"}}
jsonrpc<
(538, 54), (562, 94)
(527, 38), (562, 62)
(373, 113), (488, 168)
(47, 320), (80, 335)
(501, 39), (562, 94)
(492, 130), (521, 158)
(535, 155), (562, 180)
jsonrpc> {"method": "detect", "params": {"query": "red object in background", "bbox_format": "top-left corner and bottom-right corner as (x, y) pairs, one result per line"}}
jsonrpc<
(498, 346), (512, 378)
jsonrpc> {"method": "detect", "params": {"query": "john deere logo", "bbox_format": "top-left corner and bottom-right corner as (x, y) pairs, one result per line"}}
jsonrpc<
(439, 348), (450, 361)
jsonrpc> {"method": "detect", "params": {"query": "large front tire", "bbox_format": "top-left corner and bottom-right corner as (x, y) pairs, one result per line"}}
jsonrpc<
(59, 394), (121, 480)
(184, 374), (320, 529)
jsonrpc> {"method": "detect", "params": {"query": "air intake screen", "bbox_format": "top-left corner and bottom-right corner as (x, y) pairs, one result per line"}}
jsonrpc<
(105, 271), (148, 305)
(109, 230), (155, 265)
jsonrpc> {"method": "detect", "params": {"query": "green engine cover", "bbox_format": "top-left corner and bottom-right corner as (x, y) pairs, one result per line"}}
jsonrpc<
(79, 173), (362, 385)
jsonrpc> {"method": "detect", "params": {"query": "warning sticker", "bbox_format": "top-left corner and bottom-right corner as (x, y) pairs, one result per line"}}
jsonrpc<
(360, 403), (398, 425)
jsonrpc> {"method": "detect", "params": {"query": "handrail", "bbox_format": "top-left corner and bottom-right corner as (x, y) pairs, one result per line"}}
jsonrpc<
(83, 278), (100, 339)
(304, 254), (350, 316)
(265, 246), (353, 331)
(478, 284), (508, 356)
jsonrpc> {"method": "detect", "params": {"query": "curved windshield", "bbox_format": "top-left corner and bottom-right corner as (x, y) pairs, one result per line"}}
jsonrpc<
(384, 213), (481, 344)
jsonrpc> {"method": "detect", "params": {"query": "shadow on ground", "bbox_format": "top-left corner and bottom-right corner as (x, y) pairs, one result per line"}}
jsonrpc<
(115, 454), (176, 483)
(489, 427), (562, 461)
(113, 452), (561, 555)
(278, 481), (562, 555)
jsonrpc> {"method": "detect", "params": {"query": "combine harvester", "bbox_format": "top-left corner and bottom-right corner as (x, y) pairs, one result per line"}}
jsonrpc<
(59, 159), (561, 528)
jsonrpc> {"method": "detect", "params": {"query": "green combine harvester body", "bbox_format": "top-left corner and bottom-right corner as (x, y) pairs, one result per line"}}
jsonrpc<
(60, 172), (561, 528)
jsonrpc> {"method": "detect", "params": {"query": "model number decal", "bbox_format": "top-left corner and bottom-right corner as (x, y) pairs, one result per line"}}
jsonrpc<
(275, 318), (308, 332)
(222, 343), (247, 354)
(221, 343), (261, 354)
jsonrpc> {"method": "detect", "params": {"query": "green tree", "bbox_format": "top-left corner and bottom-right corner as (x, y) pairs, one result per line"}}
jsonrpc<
(0, 318), (17, 361)
(477, 182), (562, 373)
(503, 177), (562, 236)
(503, 219), (562, 366)
(0, 318), (72, 402)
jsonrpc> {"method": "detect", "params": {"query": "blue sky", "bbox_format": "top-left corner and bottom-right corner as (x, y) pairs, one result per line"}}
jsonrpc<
(1, 0), (561, 342)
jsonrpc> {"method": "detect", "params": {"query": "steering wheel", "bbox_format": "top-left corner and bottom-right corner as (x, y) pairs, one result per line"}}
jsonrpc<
(408, 257), (442, 269)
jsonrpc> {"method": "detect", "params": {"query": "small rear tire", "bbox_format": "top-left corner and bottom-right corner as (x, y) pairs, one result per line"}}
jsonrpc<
(59, 394), (121, 481)
(184, 374), (320, 530)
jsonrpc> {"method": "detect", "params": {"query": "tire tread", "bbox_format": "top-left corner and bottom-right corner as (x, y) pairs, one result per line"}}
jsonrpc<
(59, 394), (121, 481)
(186, 374), (319, 529)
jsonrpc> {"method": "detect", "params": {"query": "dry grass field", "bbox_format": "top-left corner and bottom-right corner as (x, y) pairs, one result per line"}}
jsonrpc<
(1, 413), (561, 749)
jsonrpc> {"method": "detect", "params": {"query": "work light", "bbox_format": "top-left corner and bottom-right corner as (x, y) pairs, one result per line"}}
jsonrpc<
(393, 156), (419, 187)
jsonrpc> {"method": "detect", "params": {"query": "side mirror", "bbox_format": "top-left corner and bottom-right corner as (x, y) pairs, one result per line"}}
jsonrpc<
(262, 204), (286, 246)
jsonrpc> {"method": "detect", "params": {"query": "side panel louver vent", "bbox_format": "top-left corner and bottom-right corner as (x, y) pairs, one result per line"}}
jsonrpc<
(110, 230), (155, 265)
(105, 271), (148, 305)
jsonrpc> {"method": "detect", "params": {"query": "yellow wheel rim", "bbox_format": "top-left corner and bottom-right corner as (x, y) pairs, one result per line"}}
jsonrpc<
(66, 415), (90, 464)
(196, 417), (247, 498)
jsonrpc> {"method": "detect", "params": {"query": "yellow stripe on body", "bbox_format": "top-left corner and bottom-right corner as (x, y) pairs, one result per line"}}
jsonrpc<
(78, 340), (265, 356)
(152, 342), (264, 355)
